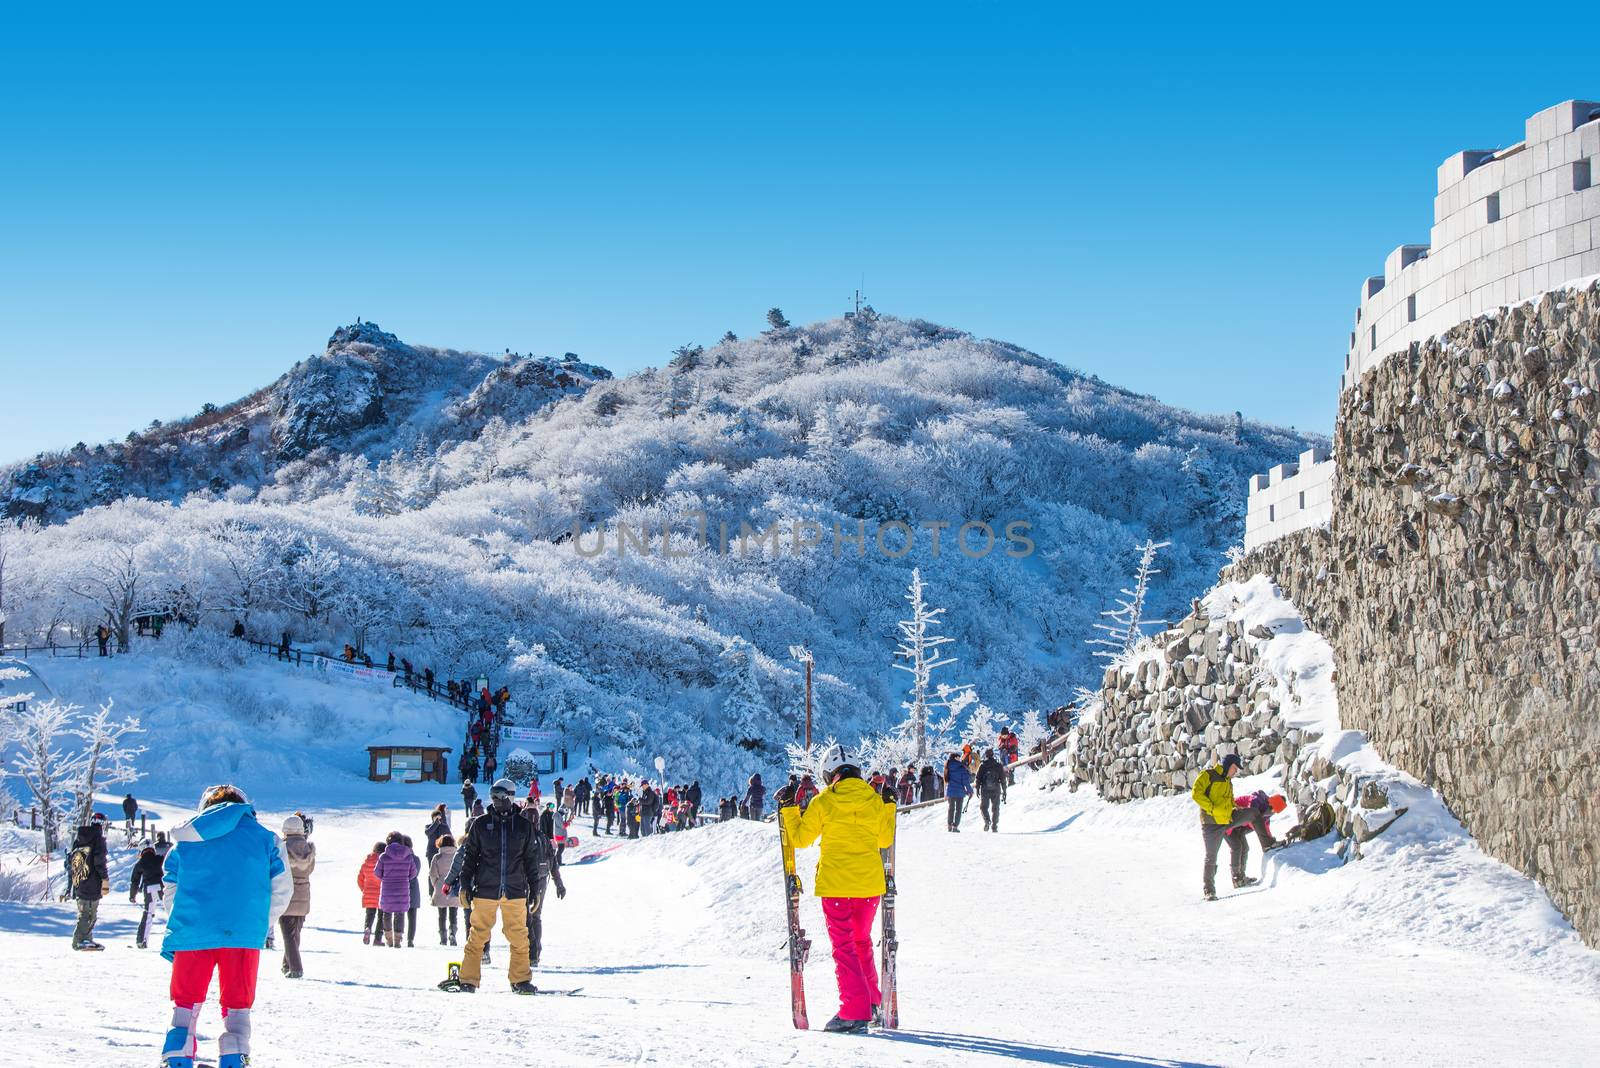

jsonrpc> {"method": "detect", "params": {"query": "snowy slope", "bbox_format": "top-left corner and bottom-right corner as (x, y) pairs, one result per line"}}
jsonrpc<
(1, 758), (1596, 1067)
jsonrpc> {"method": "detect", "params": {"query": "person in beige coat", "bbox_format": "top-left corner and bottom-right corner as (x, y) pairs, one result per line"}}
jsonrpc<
(429, 835), (461, 945)
(279, 815), (316, 977)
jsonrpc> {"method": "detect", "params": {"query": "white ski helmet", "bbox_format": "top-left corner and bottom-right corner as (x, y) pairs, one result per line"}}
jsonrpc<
(819, 743), (855, 779)
(490, 778), (518, 797)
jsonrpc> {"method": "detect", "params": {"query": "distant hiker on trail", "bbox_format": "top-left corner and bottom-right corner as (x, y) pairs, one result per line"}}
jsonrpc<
(1192, 754), (1280, 900)
(483, 752), (498, 784)
(919, 764), (937, 802)
(130, 844), (165, 949)
(430, 833), (461, 945)
(424, 667), (435, 695)
(603, 784), (618, 835)
(158, 784), (291, 1068)
(373, 832), (418, 947)
(686, 779), (702, 821)
(278, 630), (290, 661)
(745, 773), (767, 822)
(67, 822), (109, 950)
(977, 749), (1007, 832)
(123, 792), (139, 833)
(230, 619), (245, 639)
(358, 841), (383, 944)
(575, 776), (592, 816)
(97, 624), (110, 656)
(797, 774), (819, 811)
(896, 770), (915, 806)
(779, 744), (896, 1034)
(279, 815), (315, 978)
(387, 651), (396, 672)
(460, 779), (478, 820)
(440, 778), (541, 994)
(944, 753), (972, 832)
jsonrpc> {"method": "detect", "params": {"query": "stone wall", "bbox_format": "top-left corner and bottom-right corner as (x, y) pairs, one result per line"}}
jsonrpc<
(1232, 283), (1600, 945)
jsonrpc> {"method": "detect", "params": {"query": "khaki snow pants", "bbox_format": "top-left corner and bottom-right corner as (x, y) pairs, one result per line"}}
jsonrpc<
(459, 896), (531, 987)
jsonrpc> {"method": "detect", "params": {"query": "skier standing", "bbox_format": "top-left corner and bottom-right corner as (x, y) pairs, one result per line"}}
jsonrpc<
(779, 744), (895, 1033)
(976, 749), (1007, 832)
(441, 778), (541, 993)
(130, 844), (165, 949)
(278, 815), (315, 977)
(943, 753), (971, 832)
(158, 784), (291, 1068)
(67, 823), (109, 950)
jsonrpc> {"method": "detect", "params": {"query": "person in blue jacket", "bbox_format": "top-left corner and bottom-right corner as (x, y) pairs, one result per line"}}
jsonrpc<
(159, 784), (291, 1068)
(944, 753), (972, 832)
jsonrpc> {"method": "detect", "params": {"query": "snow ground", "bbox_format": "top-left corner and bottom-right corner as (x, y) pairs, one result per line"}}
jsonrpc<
(3, 641), (1599, 1066)
(2, 758), (1598, 1067)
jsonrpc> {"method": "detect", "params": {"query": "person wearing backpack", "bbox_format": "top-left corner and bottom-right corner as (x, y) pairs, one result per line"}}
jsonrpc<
(519, 800), (567, 967)
(158, 784), (291, 1068)
(130, 844), (166, 949)
(67, 823), (110, 950)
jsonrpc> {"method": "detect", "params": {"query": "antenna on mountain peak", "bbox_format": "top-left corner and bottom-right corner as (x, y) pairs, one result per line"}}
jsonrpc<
(846, 286), (867, 319)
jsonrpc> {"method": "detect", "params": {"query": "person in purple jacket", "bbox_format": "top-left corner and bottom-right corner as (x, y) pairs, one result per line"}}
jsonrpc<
(372, 832), (419, 948)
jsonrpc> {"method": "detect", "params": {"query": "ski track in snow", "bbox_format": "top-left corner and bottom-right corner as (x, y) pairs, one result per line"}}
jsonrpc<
(3, 760), (1599, 1067)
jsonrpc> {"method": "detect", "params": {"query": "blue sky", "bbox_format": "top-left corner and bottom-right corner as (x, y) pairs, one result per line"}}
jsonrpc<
(1, 3), (1591, 464)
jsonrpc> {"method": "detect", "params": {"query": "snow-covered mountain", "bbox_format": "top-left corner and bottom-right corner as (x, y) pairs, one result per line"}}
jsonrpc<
(1, 312), (1321, 781)
(0, 321), (609, 522)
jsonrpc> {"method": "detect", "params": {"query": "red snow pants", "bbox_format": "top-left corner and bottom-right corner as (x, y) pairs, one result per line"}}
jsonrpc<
(821, 896), (881, 1020)
(170, 948), (261, 1011)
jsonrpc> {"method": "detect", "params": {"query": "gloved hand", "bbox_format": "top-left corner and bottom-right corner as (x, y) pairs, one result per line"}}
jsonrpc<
(556, 883), (566, 900)
(774, 786), (797, 809)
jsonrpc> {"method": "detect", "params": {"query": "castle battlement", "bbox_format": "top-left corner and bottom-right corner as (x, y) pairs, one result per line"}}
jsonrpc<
(1245, 99), (1599, 553)
(1344, 99), (1600, 389)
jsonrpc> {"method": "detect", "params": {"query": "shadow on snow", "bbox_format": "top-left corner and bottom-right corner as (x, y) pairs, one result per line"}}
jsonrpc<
(872, 1030), (1222, 1068)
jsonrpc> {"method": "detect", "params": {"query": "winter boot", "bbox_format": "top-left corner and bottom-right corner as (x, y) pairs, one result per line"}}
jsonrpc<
(449, 931), (458, 946)
(362, 929), (371, 945)
(218, 1007), (250, 1068)
(1233, 876), (1259, 888)
(1203, 888), (1217, 901)
(870, 1003), (885, 1028)
(511, 980), (539, 995)
(823, 1015), (869, 1034)
(163, 1005), (199, 1067)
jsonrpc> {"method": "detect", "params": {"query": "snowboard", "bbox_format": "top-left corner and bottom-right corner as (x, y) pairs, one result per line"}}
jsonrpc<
(777, 809), (811, 1029)
(878, 840), (899, 1029)
(437, 961), (582, 995)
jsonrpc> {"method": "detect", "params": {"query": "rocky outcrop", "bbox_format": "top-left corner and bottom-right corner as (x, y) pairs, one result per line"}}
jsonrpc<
(1229, 282), (1600, 945)
(446, 353), (611, 436)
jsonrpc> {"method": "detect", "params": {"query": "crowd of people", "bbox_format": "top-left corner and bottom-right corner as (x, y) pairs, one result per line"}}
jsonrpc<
(582, 774), (705, 837)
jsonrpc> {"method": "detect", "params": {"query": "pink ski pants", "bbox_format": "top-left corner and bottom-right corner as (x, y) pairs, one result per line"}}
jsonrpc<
(822, 896), (881, 1020)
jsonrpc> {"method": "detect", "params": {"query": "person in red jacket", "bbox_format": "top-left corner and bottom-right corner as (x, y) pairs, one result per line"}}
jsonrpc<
(357, 842), (382, 944)
(1226, 790), (1287, 887)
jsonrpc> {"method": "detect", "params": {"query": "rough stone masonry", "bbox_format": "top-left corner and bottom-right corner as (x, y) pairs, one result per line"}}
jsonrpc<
(1083, 281), (1600, 945)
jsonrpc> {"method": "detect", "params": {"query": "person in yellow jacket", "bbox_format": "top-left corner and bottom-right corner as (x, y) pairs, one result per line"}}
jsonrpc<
(1191, 753), (1278, 900)
(779, 743), (895, 1034)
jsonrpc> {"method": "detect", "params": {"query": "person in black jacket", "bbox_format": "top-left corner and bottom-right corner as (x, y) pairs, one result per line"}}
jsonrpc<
(129, 844), (165, 948)
(919, 764), (938, 802)
(67, 823), (110, 950)
(442, 779), (540, 993)
(424, 805), (450, 863)
(976, 749), (1008, 832)
(518, 802), (568, 967)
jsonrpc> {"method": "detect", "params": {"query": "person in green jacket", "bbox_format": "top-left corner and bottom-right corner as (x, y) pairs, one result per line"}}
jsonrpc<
(1192, 753), (1278, 900)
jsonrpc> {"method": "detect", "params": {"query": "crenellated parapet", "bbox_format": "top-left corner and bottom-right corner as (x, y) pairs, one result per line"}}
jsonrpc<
(1343, 99), (1600, 389)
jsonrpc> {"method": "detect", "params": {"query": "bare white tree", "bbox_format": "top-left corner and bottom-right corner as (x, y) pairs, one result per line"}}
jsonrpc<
(1087, 538), (1170, 662)
(210, 520), (280, 631)
(275, 536), (344, 622)
(8, 699), (80, 853)
(68, 699), (145, 825)
(893, 569), (969, 761)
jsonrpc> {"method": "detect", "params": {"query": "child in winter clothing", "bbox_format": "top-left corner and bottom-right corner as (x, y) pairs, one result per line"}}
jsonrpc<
(358, 841), (383, 943)
(780, 745), (896, 1034)
(159, 784), (291, 1068)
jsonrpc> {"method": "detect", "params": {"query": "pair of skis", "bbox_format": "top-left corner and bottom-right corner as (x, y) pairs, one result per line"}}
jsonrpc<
(778, 811), (898, 1031)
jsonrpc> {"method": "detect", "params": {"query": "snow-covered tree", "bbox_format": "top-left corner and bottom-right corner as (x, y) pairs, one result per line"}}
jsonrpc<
(68, 699), (145, 825)
(275, 536), (343, 622)
(1016, 708), (1047, 754)
(70, 543), (145, 652)
(1087, 538), (1169, 662)
(960, 701), (1001, 752)
(893, 569), (969, 761)
(209, 519), (278, 631)
(720, 638), (772, 751)
(669, 344), (704, 373)
(8, 700), (79, 852)
(0, 665), (31, 717)
(765, 307), (790, 331)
